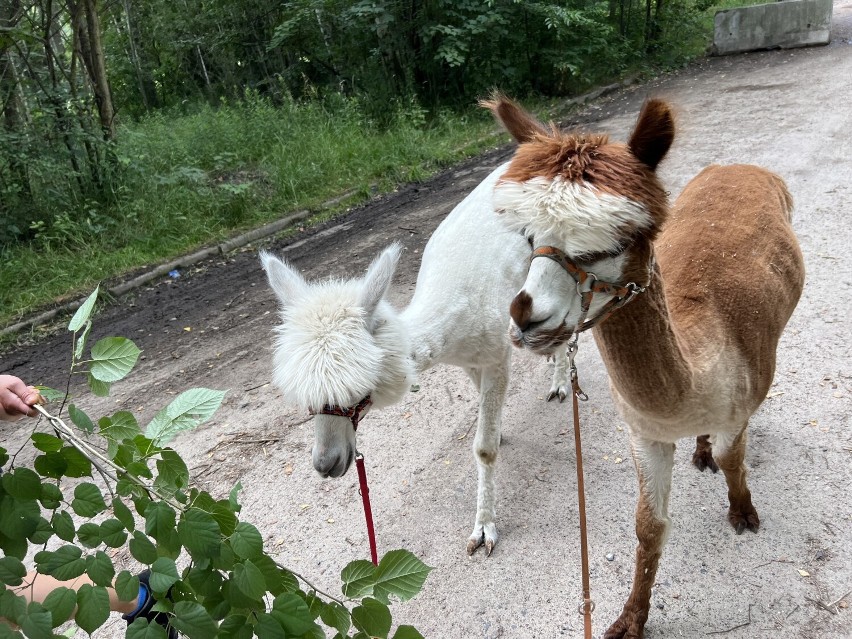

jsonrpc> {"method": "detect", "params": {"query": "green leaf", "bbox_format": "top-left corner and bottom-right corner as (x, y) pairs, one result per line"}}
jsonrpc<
(1, 467), (42, 499)
(0, 587), (26, 625)
(228, 481), (242, 513)
(68, 404), (95, 434)
(0, 496), (40, 539)
(177, 508), (221, 559)
(145, 388), (226, 445)
(393, 626), (425, 639)
(68, 286), (99, 332)
(33, 452), (67, 479)
(251, 554), (286, 596)
(230, 521), (263, 559)
(154, 449), (189, 493)
(219, 614), (252, 639)
(27, 517), (53, 545)
(351, 598), (392, 639)
(113, 498), (136, 532)
(126, 617), (169, 639)
(75, 584), (110, 634)
(129, 530), (158, 564)
(85, 551), (115, 587)
(61, 445), (92, 477)
(253, 612), (285, 639)
(99, 411), (142, 458)
(34, 546), (85, 580)
(42, 586), (76, 627)
(115, 571), (140, 602)
(51, 511), (76, 542)
(87, 373), (111, 397)
(30, 433), (63, 453)
(149, 557), (180, 593)
(209, 502), (238, 537)
(99, 518), (128, 548)
(319, 601), (351, 636)
(170, 601), (217, 639)
(187, 566), (223, 598)
(39, 482), (62, 509)
(74, 320), (93, 361)
(72, 483), (107, 517)
(90, 337), (141, 382)
(33, 386), (64, 403)
(341, 559), (377, 599)
(19, 602), (52, 639)
(372, 549), (432, 604)
(144, 501), (176, 542)
(0, 556), (26, 586)
(232, 560), (266, 600)
(0, 531), (27, 560)
(272, 593), (315, 636)
(77, 522), (103, 548)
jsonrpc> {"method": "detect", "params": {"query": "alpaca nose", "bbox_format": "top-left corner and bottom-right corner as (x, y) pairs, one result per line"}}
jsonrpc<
(312, 446), (352, 478)
(510, 290), (534, 331)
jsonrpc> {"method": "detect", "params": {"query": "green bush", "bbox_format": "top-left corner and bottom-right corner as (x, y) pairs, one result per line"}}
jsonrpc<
(0, 287), (431, 638)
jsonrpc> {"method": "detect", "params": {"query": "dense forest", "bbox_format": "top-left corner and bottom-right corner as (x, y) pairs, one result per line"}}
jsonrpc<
(0, 0), (715, 324)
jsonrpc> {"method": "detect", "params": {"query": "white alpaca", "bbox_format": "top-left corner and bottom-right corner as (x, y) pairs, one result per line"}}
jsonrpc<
(262, 163), (569, 555)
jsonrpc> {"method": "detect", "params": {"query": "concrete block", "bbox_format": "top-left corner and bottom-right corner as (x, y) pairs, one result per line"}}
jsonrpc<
(713, 0), (833, 55)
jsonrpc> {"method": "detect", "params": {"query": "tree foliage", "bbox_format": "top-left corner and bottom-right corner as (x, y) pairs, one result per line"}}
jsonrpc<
(1, 0), (713, 256)
(0, 288), (431, 637)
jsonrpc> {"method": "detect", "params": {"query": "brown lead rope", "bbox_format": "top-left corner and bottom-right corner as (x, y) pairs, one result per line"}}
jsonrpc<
(568, 340), (595, 639)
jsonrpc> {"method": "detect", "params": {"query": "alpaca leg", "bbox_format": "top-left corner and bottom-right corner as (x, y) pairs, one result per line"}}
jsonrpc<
(547, 349), (571, 402)
(465, 360), (509, 556)
(691, 434), (719, 473)
(606, 438), (675, 639)
(713, 426), (759, 534)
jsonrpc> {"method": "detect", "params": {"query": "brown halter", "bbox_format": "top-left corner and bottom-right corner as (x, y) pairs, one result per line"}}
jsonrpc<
(532, 245), (646, 334)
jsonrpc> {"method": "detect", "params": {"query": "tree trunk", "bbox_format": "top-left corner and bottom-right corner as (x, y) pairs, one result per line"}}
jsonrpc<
(0, 0), (31, 202)
(70, 0), (116, 140)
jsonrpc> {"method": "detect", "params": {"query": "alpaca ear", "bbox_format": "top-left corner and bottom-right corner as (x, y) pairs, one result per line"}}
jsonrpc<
(628, 99), (675, 171)
(480, 91), (549, 144)
(260, 250), (307, 307)
(359, 244), (401, 317)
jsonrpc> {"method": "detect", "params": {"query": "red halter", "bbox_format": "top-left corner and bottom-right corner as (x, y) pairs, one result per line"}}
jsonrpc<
(308, 394), (378, 564)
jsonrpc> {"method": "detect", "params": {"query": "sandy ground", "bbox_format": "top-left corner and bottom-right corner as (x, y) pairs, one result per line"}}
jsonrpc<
(3, 4), (851, 637)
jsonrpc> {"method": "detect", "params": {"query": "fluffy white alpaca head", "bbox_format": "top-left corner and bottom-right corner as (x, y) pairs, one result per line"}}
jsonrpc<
(261, 245), (415, 477)
(261, 244), (414, 411)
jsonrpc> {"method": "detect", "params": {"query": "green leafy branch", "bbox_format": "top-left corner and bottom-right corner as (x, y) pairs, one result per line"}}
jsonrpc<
(0, 288), (431, 638)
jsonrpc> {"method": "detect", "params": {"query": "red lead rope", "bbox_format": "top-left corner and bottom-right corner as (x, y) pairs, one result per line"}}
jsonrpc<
(355, 453), (379, 565)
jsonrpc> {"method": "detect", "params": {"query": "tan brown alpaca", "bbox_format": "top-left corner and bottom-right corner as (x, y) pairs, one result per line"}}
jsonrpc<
(483, 94), (805, 638)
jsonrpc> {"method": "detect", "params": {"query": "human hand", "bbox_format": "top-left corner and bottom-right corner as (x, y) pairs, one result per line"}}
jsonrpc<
(0, 375), (44, 422)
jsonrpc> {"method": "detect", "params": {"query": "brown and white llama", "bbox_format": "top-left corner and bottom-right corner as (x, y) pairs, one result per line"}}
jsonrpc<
(483, 95), (805, 637)
(261, 161), (574, 556)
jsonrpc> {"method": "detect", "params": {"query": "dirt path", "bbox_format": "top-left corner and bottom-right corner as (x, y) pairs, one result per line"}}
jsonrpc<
(3, 4), (851, 637)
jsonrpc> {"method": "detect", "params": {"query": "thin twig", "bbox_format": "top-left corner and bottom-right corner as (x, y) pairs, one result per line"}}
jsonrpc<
(706, 603), (752, 635)
(806, 589), (852, 615)
(752, 558), (794, 569)
(785, 604), (799, 619)
(244, 382), (271, 393)
(34, 404), (183, 510)
(284, 564), (347, 606)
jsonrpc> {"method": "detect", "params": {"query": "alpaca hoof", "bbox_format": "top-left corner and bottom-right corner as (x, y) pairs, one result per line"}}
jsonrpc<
(466, 536), (482, 556)
(604, 613), (645, 639)
(691, 449), (719, 473)
(546, 386), (568, 402)
(467, 523), (497, 556)
(729, 508), (760, 534)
